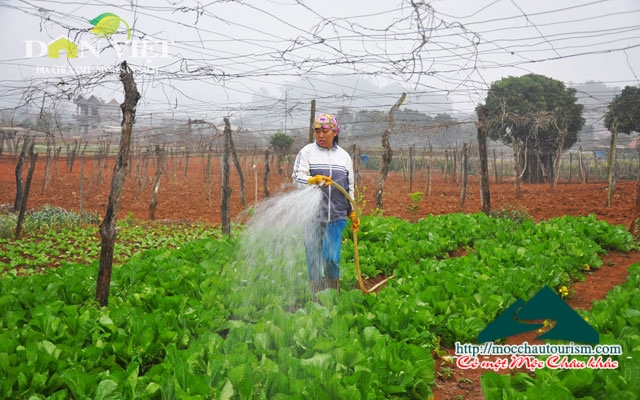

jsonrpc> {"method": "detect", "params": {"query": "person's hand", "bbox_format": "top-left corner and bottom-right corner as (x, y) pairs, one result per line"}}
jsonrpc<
(348, 211), (360, 232)
(308, 175), (332, 187)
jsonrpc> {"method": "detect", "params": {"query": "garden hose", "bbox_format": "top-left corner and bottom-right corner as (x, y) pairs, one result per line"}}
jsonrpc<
(328, 181), (395, 294)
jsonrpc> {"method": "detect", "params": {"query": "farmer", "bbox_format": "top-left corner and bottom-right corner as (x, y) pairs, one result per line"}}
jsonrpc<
(292, 113), (359, 300)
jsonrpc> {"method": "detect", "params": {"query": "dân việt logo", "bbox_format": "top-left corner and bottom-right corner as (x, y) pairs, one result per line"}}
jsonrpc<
(88, 13), (131, 40)
(29, 12), (132, 59)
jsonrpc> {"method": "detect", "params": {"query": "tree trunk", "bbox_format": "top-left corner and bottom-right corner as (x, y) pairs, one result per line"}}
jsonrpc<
(13, 138), (29, 212)
(263, 149), (270, 199)
(221, 118), (232, 235)
(606, 126), (618, 207)
(444, 150), (449, 182)
(568, 153), (573, 183)
(15, 142), (37, 239)
(476, 107), (491, 214)
(512, 141), (522, 199)
(96, 61), (141, 307)
(578, 146), (587, 184)
(492, 149), (498, 184)
(552, 132), (566, 189)
(375, 93), (406, 210)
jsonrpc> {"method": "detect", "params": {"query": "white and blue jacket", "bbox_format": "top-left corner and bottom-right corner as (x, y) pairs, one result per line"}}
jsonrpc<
(292, 141), (355, 222)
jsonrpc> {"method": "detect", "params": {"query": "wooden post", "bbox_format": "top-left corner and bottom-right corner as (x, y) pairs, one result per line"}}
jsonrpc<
(425, 140), (432, 197)
(96, 61), (141, 307)
(308, 100), (316, 144)
(41, 139), (53, 194)
(229, 129), (246, 208)
(79, 151), (85, 213)
(263, 149), (271, 199)
(452, 146), (458, 186)
(607, 125), (618, 207)
(149, 145), (165, 220)
(206, 145), (213, 205)
(409, 146), (415, 192)
(459, 143), (469, 208)
(221, 117), (232, 235)
(443, 150), (449, 182)
(254, 163), (258, 205)
(351, 144), (361, 190)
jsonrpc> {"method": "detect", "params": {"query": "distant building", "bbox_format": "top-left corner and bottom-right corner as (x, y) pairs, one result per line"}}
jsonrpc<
(73, 95), (120, 135)
(0, 126), (27, 140)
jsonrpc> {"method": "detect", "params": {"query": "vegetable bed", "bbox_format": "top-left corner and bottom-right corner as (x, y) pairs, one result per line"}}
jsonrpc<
(0, 212), (635, 399)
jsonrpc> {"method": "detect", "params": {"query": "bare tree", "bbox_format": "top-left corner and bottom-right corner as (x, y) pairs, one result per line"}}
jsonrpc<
(96, 61), (141, 307)
(15, 140), (38, 239)
(375, 93), (406, 211)
(476, 106), (491, 213)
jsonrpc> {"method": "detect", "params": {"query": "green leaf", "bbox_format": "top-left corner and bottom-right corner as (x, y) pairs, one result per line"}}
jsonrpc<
(300, 353), (333, 370)
(220, 380), (234, 400)
(95, 379), (121, 400)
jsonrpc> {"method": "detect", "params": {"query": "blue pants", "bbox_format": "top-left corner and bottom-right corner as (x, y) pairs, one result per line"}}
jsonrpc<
(304, 219), (346, 281)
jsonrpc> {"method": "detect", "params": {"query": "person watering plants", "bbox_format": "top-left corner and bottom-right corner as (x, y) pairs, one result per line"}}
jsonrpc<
(292, 113), (359, 301)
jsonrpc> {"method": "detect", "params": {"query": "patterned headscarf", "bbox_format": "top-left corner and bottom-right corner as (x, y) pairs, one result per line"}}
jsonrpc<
(314, 114), (340, 135)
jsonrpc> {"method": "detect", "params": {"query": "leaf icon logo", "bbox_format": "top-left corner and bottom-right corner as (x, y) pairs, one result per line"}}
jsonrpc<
(89, 13), (131, 40)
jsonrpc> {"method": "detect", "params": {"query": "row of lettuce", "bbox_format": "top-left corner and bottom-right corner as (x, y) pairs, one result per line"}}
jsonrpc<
(0, 212), (636, 399)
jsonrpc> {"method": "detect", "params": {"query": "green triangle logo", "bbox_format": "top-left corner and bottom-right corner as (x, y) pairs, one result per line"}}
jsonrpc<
(478, 286), (599, 344)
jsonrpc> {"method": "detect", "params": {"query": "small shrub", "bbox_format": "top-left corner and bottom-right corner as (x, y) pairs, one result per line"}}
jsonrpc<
(0, 210), (17, 239)
(406, 191), (424, 222)
(488, 204), (532, 223)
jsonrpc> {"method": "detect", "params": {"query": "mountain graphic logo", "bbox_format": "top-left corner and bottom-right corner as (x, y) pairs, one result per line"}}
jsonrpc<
(89, 13), (131, 40)
(478, 285), (599, 344)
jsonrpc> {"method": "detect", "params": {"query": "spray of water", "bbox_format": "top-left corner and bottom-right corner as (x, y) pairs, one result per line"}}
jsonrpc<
(227, 184), (323, 319)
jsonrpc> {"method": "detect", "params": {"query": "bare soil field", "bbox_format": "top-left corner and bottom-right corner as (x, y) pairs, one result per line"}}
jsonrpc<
(1, 155), (636, 226)
(1, 154), (639, 400)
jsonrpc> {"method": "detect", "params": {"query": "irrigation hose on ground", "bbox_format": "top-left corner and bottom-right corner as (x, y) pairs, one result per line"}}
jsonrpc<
(328, 181), (395, 294)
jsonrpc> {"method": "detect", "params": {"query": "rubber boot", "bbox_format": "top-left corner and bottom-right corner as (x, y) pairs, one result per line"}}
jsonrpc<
(326, 278), (340, 293)
(310, 280), (325, 303)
